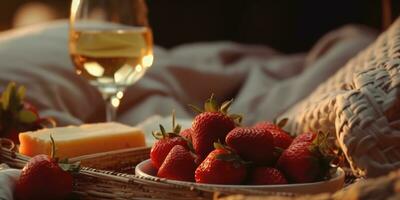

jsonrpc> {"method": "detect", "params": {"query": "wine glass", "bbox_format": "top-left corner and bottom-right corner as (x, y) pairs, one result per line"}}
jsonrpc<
(69, 0), (153, 121)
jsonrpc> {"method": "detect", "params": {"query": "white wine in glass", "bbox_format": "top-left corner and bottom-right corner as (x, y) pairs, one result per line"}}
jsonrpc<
(69, 0), (153, 121)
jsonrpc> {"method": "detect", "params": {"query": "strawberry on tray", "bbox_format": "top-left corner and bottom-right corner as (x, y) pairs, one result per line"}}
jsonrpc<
(136, 95), (345, 194)
(0, 82), (53, 144)
(15, 136), (79, 200)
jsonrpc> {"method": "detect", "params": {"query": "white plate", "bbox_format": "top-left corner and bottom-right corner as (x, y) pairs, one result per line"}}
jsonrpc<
(135, 159), (345, 195)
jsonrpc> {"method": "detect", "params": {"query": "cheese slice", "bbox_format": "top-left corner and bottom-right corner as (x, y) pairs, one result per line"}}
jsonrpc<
(19, 122), (146, 159)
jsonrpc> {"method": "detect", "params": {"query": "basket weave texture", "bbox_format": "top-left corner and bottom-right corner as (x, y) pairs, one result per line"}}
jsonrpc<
(282, 17), (400, 177)
(0, 145), (296, 200)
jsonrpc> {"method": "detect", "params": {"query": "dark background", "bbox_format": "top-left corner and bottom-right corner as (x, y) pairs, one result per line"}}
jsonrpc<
(1, 0), (399, 53)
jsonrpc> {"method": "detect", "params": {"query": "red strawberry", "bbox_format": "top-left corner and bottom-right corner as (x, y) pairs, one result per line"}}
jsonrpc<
(15, 136), (78, 200)
(277, 141), (322, 183)
(291, 132), (317, 145)
(0, 83), (43, 143)
(248, 167), (287, 185)
(191, 95), (241, 160)
(180, 128), (192, 142)
(150, 122), (190, 170)
(151, 136), (188, 170)
(195, 143), (247, 184)
(225, 127), (274, 164)
(157, 145), (198, 182)
(253, 120), (293, 149)
(15, 155), (74, 200)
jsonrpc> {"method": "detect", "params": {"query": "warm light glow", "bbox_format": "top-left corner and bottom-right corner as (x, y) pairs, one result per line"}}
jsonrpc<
(13, 2), (57, 28)
(111, 97), (120, 107)
(70, 0), (81, 22)
(116, 91), (124, 99)
(84, 62), (104, 77)
(135, 64), (143, 72)
(142, 54), (154, 67)
(114, 64), (133, 83)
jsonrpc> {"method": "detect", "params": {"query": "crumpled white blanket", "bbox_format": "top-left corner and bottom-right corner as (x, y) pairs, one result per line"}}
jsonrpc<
(0, 164), (20, 200)
(0, 21), (376, 127)
(0, 21), (377, 199)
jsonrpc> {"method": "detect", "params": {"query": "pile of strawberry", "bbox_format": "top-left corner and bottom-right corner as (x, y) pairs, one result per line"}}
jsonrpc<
(150, 95), (336, 185)
(0, 82), (51, 143)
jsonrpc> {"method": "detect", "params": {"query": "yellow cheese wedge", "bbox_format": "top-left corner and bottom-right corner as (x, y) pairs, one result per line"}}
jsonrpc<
(19, 122), (146, 159)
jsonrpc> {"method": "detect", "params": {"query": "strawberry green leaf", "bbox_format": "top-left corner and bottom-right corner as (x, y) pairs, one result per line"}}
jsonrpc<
(229, 114), (243, 125)
(188, 104), (203, 114)
(17, 86), (26, 101)
(152, 130), (163, 139)
(171, 110), (182, 133)
(204, 94), (218, 112)
(1, 82), (16, 110)
(173, 124), (182, 134)
(172, 109), (176, 128)
(213, 142), (225, 150)
(220, 99), (233, 114)
(18, 110), (37, 124)
(159, 125), (166, 136)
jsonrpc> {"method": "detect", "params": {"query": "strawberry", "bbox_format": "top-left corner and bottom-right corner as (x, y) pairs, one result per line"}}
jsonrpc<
(277, 131), (338, 183)
(15, 155), (73, 200)
(0, 82), (49, 144)
(15, 136), (78, 200)
(248, 167), (287, 185)
(157, 145), (198, 182)
(291, 131), (317, 145)
(277, 141), (321, 183)
(195, 143), (247, 184)
(225, 127), (274, 164)
(180, 128), (192, 142)
(150, 122), (190, 170)
(253, 119), (293, 149)
(191, 95), (241, 160)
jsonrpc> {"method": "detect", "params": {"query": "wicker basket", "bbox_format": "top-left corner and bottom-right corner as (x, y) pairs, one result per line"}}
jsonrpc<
(0, 141), (297, 200)
(281, 17), (400, 178)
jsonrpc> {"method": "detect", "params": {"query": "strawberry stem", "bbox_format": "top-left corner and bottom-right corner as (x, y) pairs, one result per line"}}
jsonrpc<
(172, 109), (176, 129)
(50, 134), (56, 160)
(213, 142), (249, 166)
(159, 125), (166, 136)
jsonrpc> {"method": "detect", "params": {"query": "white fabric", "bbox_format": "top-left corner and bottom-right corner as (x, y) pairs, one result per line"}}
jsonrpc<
(0, 166), (20, 200)
(0, 21), (376, 127)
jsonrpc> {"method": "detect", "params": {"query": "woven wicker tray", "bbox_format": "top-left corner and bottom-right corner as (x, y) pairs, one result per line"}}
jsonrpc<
(1, 140), (302, 200)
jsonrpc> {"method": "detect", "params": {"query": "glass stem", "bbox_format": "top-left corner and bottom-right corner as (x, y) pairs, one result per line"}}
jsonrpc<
(104, 94), (119, 122)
